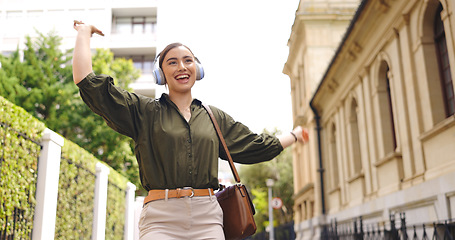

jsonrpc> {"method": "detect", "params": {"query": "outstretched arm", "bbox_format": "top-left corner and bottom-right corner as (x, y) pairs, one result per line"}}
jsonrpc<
(278, 126), (309, 149)
(72, 20), (104, 84)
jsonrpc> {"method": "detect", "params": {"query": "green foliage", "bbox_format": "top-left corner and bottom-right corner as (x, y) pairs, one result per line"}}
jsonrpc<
(55, 140), (97, 239)
(1, 96), (130, 239)
(92, 48), (139, 90)
(240, 129), (295, 233)
(56, 140), (130, 240)
(0, 31), (142, 190)
(0, 96), (45, 238)
(105, 170), (128, 240)
(250, 188), (269, 230)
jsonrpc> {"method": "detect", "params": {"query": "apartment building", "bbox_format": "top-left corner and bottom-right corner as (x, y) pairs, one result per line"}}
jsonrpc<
(285, 0), (455, 239)
(0, 0), (157, 97)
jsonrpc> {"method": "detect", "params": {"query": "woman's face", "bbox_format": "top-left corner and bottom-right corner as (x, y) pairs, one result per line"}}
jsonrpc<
(161, 46), (197, 94)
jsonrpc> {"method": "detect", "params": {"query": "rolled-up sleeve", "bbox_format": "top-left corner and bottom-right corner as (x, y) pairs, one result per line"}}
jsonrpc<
(210, 106), (284, 164)
(77, 72), (146, 140)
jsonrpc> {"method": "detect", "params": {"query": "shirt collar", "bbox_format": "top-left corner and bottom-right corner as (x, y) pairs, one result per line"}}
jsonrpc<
(160, 93), (202, 108)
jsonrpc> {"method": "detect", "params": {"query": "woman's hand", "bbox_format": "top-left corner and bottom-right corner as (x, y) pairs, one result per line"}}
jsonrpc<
(278, 126), (309, 149)
(73, 20), (104, 36)
(292, 126), (309, 144)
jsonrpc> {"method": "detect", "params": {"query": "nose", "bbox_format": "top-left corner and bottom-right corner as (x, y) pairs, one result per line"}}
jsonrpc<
(177, 61), (187, 71)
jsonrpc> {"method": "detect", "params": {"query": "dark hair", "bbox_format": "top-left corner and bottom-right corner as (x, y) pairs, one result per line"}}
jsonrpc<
(158, 42), (195, 69)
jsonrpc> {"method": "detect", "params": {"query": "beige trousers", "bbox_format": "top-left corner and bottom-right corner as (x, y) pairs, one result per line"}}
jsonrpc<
(138, 195), (225, 240)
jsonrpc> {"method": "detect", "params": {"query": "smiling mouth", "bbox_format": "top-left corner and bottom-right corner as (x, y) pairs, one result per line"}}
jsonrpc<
(175, 74), (190, 81)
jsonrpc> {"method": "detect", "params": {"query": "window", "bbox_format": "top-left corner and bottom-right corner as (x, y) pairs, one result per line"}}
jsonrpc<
(385, 66), (397, 150)
(349, 99), (362, 175)
(122, 55), (154, 74)
(113, 16), (157, 34)
(375, 61), (397, 157)
(329, 123), (339, 189)
(434, 3), (454, 117)
(5, 11), (23, 35)
(6, 11), (22, 19)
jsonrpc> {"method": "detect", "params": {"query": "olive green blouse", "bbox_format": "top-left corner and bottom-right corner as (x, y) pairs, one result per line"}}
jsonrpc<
(77, 72), (283, 191)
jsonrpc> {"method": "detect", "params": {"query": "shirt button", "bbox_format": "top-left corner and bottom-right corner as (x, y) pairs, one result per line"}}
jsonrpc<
(188, 153), (192, 157)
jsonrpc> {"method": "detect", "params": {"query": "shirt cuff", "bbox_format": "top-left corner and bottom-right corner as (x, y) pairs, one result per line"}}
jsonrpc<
(76, 72), (96, 88)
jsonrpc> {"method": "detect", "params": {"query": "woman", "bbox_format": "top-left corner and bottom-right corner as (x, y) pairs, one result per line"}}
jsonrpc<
(73, 21), (308, 239)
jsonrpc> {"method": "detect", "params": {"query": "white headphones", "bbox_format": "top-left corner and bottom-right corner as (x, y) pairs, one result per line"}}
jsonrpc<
(152, 54), (205, 85)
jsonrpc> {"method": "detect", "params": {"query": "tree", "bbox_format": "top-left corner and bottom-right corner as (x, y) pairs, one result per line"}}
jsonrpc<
(240, 129), (295, 233)
(0, 31), (142, 190)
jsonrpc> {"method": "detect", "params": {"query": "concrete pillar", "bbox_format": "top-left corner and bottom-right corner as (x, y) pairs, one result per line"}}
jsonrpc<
(124, 182), (136, 240)
(92, 162), (110, 240)
(32, 128), (64, 240)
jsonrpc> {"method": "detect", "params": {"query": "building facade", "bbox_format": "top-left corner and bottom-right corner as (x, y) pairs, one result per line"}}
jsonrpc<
(283, 0), (361, 235)
(285, 0), (455, 239)
(0, 0), (157, 97)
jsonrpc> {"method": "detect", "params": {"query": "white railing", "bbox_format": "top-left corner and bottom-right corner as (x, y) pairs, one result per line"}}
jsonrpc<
(31, 128), (137, 240)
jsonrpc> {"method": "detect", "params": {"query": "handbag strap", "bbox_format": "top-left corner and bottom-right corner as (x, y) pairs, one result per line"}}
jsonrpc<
(202, 103), (241, 183)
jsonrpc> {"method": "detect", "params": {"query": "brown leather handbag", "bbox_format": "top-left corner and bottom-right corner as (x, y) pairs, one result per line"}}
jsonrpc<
(203, 104), (257, 240)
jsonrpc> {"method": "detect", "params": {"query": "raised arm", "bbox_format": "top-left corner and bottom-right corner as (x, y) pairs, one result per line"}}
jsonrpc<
(72, 21), (104, 84)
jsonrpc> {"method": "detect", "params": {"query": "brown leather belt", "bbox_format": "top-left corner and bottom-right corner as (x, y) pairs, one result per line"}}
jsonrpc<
(143, 187), (215, 205)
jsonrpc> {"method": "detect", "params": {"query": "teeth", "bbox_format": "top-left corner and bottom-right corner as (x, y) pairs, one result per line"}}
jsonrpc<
(176, 75), (189, 79)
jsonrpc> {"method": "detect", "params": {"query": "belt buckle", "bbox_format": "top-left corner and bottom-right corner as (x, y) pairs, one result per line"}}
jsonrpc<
(183, 187), (194, 198)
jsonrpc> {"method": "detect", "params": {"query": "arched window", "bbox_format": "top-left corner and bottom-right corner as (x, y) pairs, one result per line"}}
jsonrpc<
(385, 66), (397, 151)
(376, 61), (397, 156)
(349, 99), (362, 175)
(329, 123), (339, 189)
(434, 3), (454, 117)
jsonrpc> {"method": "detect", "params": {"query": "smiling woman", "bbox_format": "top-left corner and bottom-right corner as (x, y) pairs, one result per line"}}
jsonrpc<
(160, 45), (199, 115)
(72, 21), (308, 240)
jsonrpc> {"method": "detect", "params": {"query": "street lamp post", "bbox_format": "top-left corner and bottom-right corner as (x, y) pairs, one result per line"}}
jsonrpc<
(266, 178), (275, 240)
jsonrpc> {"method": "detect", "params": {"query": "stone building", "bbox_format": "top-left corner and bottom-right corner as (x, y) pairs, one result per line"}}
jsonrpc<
(285, 0), (455, 239)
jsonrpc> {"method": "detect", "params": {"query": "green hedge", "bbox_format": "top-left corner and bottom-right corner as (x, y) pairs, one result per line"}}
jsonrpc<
(0, 96), (131, 239)
(106, 170), (128, 240)
(55, 140), (97, 239)
(0, 96), (45, 239)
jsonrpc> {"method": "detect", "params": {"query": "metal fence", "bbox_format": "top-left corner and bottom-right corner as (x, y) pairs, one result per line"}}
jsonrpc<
(322, 213), (455, 240)
(0, 122), (41, 240)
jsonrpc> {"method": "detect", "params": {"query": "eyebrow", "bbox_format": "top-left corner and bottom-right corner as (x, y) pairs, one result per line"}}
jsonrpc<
(166, 55), (193, 62)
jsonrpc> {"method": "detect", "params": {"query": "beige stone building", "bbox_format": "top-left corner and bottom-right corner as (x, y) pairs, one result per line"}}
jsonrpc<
(285, 0), (455, 239)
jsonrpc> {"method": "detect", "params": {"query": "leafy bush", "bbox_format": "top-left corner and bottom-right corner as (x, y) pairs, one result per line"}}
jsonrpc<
(106, 170), (128, 240)
(55, 140), (97, 239)
(1, 96), (130, 239)
(0, 96), (45, 238)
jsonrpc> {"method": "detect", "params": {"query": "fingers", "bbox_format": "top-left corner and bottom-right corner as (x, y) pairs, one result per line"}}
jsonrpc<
(93, 27), (104, 36)
(292, 126), (309, 144)
(73, 20), (83, 29)
(301, 128), (309, 143)
(73, 20), (104, 36)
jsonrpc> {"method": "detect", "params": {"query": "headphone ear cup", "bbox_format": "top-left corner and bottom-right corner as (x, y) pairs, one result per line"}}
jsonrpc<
(152, 55), (166, 85)
(152, 67), (166, 85)
(195, 59), (205, 80)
